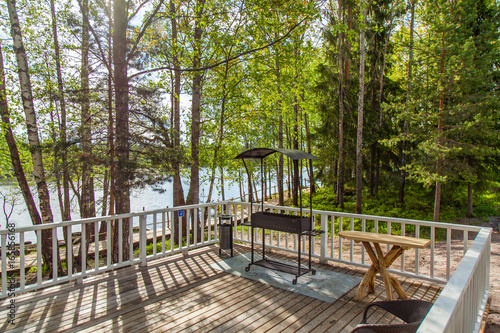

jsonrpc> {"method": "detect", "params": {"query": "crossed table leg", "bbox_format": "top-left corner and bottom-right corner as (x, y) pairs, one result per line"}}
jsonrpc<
(355, 241), (407, 301)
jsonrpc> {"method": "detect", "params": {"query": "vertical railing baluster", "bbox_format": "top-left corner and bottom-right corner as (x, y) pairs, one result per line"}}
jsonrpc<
(194, 208), (198, 246)
(170, 211), (175, 253)
(162, 212), (166, 254)
(82, 223), (87, 274)
(350, 217), (354, 263)
(374, 220), (378, 233)
(129, 217), (134, 261)
(447, 228), (451, 280)
(20, 232), (25, 289)
(430, 226), (435, 278)
(387, 221), (391, 252)
(208, 206), (212, 243)
(240, 204), (244, 240)
(330, 215), (334, 259)
(1, 234), (6, 295)
(95, 221), (99, 271)
(67, 224), (73, 276)
(361, 219), (366, 264)
(52, 228), (57, 282)
(140, 214), (147, 266)
(201, 206), (206, 245)
(401, 223), (406, 272)
(187, 209), (191, 248)
(178, 209), (183, 250)
(107, 220), (111, 267)
(153, 213), (157, 257)
(415, 225), (420, 276)
(320, 214), (327, 263)
(118, 219), (123, 264)
(464, 230), (468, 256)
(339, 216), (343, 261)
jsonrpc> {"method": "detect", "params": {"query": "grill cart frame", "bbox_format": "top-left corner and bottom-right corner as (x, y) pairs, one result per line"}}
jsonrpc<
(235, 148), (323, 284)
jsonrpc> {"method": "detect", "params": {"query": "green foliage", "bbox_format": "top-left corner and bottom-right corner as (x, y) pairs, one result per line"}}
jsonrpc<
(306, 182), (499, 224)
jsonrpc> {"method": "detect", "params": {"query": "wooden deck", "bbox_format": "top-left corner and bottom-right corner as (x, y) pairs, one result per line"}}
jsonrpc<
(1, 244), (441, 333)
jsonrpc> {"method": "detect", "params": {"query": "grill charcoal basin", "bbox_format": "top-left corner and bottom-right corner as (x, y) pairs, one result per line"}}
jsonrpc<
(251, 211), (311, 234)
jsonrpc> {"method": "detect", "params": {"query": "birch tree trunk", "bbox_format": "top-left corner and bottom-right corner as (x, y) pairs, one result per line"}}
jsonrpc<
(355, 6), (368, 214)
(0, 40), (43, 231)
(7, 0), (55, 268)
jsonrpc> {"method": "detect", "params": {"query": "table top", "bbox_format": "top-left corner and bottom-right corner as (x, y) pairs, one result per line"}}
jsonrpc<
(339, 231), (431, 249)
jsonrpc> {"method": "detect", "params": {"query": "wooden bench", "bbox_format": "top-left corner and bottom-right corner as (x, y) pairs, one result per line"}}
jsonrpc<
(339, 231), (431, 301)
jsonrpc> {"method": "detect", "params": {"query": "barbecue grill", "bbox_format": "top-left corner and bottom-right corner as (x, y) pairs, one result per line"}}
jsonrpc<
(235, 148), (324, 284)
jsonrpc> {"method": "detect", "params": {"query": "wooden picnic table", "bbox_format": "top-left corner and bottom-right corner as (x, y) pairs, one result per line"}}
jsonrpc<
(339, 231), (431, 301)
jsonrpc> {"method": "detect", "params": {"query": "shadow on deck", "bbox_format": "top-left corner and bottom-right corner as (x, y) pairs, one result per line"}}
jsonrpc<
(1, 244), (441, 333)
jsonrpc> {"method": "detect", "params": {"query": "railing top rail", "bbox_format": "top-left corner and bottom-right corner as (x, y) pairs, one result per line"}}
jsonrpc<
(227, 200), (485, 233)
(4, 199), (486, 235)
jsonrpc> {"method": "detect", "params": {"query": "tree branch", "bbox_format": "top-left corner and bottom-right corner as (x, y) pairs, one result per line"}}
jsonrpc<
(128, 16), (310, 79)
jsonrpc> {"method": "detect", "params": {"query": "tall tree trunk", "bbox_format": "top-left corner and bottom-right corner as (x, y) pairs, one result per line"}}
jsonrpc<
(373, 2), (394, 197)
(187, 0), (206, 242)
(107, 0), (115, 216)
(0, 40), (43, 231)
(76, 0), (94, 271)
(399, 1), (415, 204)
(434, 28), (446, 222)
(275, 46), (284, 206)
(292, 91), (299, 207)
(49, 0), (71, 225)
(79, 0), (94, 220)
(304, 113), (315, 194)
(7, 0), (55, 268)
(220, 165), (225, 201)
(355, 7), (368, 214)
(467, 183), (473, 218)
(113, 0), (131, 262)
(170, 0), (185, 244)
(207, 61), (230, 203)
(337, 0), (345, 209)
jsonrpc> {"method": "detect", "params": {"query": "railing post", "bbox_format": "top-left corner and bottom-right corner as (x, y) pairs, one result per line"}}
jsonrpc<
(320, 214), (327, 264)
(140, 214), (147, 266)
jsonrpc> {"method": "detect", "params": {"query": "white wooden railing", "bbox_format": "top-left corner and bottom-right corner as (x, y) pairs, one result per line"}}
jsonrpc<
(0, 200), (491, 332)
(0, 202), (225, 297)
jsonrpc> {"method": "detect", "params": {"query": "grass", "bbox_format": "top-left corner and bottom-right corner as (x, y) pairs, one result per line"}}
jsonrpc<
(302, 181), (499, 224)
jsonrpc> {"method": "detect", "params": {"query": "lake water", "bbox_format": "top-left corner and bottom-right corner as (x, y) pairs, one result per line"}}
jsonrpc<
(0, 176), (247, 244)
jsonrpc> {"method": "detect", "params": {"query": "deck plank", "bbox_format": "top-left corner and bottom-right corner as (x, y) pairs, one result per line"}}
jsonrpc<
(0, 245), (442, 333)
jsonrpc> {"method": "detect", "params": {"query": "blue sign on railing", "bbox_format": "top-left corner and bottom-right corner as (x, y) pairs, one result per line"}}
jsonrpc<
(178, 209), (185, 217)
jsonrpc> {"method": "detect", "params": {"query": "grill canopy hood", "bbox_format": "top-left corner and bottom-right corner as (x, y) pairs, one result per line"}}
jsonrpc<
(234, 148), (318, 160)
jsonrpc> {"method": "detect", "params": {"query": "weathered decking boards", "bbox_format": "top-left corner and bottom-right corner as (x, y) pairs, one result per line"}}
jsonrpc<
(1, 245), (441, 333)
